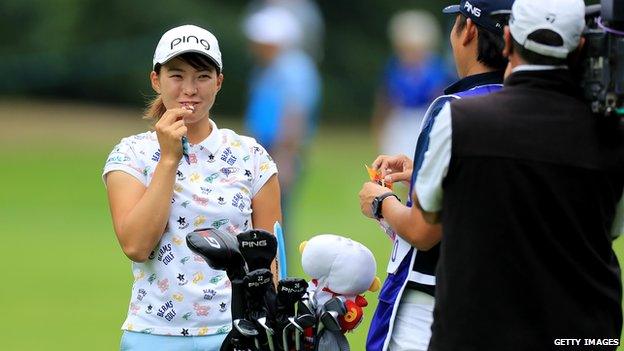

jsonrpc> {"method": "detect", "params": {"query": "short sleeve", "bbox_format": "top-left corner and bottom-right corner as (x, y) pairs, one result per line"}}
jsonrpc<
(102, 138), (147, 186)
(414, 103), (453, 212)
(250, 141), (278, 197)
(612, 190), (624, 239)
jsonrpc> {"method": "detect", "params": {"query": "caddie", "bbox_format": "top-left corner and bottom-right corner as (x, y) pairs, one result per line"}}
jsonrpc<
(358, 1), (513, 350)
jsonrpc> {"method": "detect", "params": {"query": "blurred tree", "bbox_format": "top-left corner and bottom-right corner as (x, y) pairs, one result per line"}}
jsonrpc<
(0, 0), (600, 121)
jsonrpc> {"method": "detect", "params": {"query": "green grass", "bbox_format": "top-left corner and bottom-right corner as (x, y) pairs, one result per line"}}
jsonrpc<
(1, 145), (129, 350)
(2, 108), (624, 350)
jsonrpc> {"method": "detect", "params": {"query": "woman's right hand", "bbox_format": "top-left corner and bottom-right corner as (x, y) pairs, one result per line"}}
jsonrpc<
(154, 108), (192, 163)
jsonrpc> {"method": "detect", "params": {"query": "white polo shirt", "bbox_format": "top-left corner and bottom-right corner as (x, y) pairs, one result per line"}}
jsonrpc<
(103, 119), (277, 336)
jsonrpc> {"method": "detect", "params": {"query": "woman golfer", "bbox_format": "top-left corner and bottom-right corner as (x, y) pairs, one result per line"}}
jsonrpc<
(103, 24), (281, 350)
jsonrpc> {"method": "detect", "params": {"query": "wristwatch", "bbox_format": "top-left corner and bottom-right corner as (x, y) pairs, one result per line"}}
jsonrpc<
(371, 192), (400, 220)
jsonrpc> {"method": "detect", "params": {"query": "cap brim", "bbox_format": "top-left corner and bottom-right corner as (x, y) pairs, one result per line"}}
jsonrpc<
(442, 5), (461, 14)
(490, 9), (512, 16)
(155, 49), (222, 72)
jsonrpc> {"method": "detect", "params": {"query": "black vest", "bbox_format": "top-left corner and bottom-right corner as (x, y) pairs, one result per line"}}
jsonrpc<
(429, 70), (624, 351)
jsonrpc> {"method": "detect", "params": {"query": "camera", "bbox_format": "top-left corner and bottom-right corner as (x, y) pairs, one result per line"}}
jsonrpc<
(580, 0), (624, 120)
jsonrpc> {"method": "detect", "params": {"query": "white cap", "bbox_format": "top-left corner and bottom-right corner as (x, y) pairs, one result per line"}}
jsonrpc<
(153, 24), (222, 72)
(243, 6), (302, 47)
(509, 0), (585, 58)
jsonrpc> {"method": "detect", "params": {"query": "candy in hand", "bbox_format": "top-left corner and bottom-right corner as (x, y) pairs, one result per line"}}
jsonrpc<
(365, 164), (393, 190)
(180, 103), (194, 165)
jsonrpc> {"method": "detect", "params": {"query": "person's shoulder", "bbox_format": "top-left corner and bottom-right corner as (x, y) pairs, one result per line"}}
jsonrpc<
(219, 128), (264, 150)
(105, 131), (156, 169)
(221, 129), (273, 162)
(446, 89), (506, 125)
(452, 87), (504, 108)
(114, 131), (158, 153)
(120, 130), (155, 142)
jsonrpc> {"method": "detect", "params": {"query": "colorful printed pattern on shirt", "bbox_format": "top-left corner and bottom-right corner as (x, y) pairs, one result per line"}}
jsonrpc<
(103, 122), (277, 336)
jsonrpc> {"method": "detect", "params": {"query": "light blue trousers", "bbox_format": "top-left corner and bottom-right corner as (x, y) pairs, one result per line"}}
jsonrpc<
(120, 331), (228, 351)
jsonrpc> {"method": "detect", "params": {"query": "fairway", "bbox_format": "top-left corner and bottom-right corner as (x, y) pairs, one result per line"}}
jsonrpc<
(2, 100), (623, 350)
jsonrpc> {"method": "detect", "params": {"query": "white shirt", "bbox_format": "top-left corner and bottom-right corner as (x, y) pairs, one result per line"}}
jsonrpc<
(414, 103), (452, 214)
(414, 102), (624, 238)
(103, 119), (277, 336)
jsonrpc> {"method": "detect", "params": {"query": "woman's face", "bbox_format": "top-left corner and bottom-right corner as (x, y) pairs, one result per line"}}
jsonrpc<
(150, 57), (223, 124)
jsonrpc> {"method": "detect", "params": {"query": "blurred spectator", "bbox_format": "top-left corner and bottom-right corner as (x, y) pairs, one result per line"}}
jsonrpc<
(372, 10), (452, 157)
(245, 0), (325, 62)
(243, 6), (322, 217)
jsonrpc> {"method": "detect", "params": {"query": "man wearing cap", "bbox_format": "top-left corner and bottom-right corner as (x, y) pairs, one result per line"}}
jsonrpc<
(359, 1), (513, 350)
(407, 0), (624, 349)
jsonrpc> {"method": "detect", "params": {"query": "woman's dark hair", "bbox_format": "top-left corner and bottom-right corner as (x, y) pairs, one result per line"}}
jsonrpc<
(145, 52), (219, 121)
(511, 29), (567, 66)
(455, 15), (508, 71)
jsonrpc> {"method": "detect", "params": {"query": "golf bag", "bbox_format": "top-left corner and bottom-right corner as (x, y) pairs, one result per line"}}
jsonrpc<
(186, 228), (350, 351)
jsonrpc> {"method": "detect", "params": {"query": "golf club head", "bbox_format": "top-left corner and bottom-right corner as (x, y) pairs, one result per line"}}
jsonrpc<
(256, 316), (274, 335)
(233, 319), (260, 337)
(317, 297), (345, 333)
(320, 311), (342, 332)
(295, 313), (316, 328)
(287, 317), (304, 333)
(257, 316), (276, 351)
(292, 314), (315, 351)
(283, 318), (303, 351)
(237, 229), (277, 271)
(297, 299), (315, 318)
(186, 228), (246, 279)
(323, 297), (346, 316)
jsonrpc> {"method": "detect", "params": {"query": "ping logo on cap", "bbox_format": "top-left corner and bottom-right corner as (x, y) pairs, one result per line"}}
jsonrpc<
(464, 1), (482, 17)
(170, 36), (211, 51)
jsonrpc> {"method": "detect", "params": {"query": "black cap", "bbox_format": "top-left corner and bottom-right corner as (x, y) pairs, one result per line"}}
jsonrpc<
(443, 0), (515, 35)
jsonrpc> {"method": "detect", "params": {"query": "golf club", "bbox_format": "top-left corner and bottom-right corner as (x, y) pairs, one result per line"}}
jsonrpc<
(275, 278), (309, 351)
(244, 268), (276, 351)
(186, 228), (252, 350)
(314, 297), (346, 351)
(237, 229), (277, 271)
(281, 316), (303, 351)
(293, 314), (315, 351)
(233, 318), (262, 350)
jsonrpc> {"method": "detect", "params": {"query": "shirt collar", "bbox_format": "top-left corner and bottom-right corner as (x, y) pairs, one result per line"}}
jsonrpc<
(444, 70), (505, 95)
(195, 119), (222, 154)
